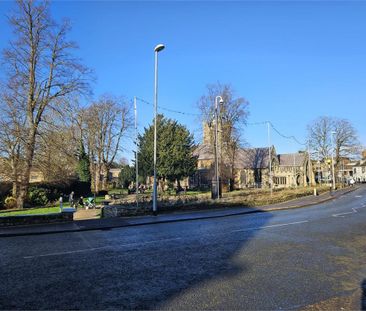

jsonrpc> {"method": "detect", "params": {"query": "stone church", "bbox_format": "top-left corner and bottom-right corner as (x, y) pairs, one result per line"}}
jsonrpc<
(190, 123), (314, 190)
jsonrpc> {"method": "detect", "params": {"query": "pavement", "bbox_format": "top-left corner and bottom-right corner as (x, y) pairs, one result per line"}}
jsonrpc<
(0, 186), (357, 238)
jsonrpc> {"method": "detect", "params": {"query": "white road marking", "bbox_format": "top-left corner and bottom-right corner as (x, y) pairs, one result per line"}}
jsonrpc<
(332, 211), (355, 217)
(332, 206), (363, 217)
(231, 220), (309, 233)
(23, 237), (182, 259)
(23, 246), (109, 259)
(355, 195), (362, 198)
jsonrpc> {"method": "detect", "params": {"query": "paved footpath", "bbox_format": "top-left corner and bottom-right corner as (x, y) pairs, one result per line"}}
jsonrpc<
(0, 186), (357, 238)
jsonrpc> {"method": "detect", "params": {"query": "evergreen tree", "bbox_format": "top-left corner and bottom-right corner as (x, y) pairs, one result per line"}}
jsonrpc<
(77, 142), (91, 182)
(118, 165), (135, 189)
(138, 115), (197, 186)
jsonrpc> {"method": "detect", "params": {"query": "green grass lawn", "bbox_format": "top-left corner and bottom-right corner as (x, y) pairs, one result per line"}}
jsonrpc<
(0, 206), (61, 217)
(108, 188), (128, 195)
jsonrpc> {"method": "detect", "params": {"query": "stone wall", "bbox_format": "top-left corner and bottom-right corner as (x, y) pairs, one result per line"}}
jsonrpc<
(0, 211), (74, 227)
(102, 195), (211, 218)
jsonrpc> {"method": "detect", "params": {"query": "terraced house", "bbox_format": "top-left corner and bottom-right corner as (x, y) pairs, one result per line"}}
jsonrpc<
(352, 159), (366, 183)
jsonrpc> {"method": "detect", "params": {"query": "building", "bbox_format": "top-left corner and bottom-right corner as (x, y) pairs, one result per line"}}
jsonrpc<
(273, 152), (314, 188)
(0, 158), (45, 184)
(108, 168), (122, 183)
(352, 160), (366, 183)
(191, 123), (313, 190)
(233, 147), (273, 189)
(191, 144), (274, 189)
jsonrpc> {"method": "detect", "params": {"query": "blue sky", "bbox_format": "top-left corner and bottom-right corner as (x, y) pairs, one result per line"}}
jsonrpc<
(1, 1), (365, 163)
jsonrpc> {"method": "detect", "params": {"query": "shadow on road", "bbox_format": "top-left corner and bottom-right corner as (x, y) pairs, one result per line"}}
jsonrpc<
(362, 279), (366, 310)
(0, 208), (273, 310)
(130, 209), (273, 309)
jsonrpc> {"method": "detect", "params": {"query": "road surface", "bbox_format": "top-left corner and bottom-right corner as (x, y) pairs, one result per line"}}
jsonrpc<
(1, 186), (366, 310)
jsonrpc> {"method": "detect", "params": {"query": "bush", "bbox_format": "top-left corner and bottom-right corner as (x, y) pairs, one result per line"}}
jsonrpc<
(28, 180), (92, 204)
(98, 190), (108, 196)
(4, 196), (17, 209)
(0, 182), (12, 209)
(28, 187), (49, 207)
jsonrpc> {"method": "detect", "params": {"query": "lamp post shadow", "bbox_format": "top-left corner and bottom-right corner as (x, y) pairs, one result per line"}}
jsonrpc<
(361, 279), (366, 310)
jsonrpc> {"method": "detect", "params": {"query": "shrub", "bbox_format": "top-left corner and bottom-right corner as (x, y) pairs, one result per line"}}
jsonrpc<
(4, 196), (17, 209)
(98, 190), (108, 196)
(0, 182), (12, 209)
(28, 187), (49, 207)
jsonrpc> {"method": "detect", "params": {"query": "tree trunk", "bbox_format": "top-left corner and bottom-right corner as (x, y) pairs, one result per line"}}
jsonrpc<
(101, 163), (109, 191)
(95, 164), (100, 194)
(12, 180), (18, 199)
(16, 129), (37, 209)
(177, 179), (181, 191)
(11, 156), (19, 198)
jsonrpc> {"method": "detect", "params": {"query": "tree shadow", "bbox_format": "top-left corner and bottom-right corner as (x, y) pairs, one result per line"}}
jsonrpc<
(130, 210), (273, 310)
(362, 279), (366, 310)
(1, 209), (273, 310)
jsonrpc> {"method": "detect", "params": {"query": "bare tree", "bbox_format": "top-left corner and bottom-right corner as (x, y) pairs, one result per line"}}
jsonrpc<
(33, 127), (78, 182)
(307, 116), (333, 160)
(308, 116), (360, 163)
(198, 82), (249, 189)
(308, 116), (360, 184)
(1, 0), (90, 208)
(332, 118), (360, 166)
(83, 95), (132, 192)
(0, 86), (26, 197)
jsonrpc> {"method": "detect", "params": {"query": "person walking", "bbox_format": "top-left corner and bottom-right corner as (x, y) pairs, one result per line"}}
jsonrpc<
(69, 191), (75, 208)
(350, 178), (355, 187)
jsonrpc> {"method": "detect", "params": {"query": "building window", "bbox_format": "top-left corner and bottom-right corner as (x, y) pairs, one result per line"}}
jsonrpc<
(274, 177), (287, 185)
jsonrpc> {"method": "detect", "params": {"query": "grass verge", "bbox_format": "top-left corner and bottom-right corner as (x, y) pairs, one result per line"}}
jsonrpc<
(0, 206), (61, 217)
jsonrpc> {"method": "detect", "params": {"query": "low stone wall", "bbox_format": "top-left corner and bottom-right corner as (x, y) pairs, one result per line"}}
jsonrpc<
(102, 205), (150, 218)
(102, 199), (214, 218)
(0, 211), (74, 227)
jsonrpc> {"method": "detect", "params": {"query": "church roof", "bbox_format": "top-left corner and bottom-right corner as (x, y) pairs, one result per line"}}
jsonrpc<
(277, 153), (306, 166)
(193, 145), (271, 169)
(235, 147), (270, 169)
(193, 144), (214, 161)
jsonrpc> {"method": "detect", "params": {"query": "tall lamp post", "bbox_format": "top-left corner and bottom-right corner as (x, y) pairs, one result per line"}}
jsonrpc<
(153, 43), (165, 216)
(330, 131), (336, 190)
(318, 151), (321, 185)
(134, 96), (138, 208)
(93, 160), (98, 203)
(267, 121), (273, 195)
(214, 95), (223, 199)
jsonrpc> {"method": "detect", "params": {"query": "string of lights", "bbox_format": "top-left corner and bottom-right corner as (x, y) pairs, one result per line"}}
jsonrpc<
(135, 97), (200, 117)
(134, 97), (306, 146)
(268, 121), (306, 146)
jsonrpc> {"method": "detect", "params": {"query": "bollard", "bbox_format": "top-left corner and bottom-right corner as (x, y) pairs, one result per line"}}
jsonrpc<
(313, 188), (317, 196)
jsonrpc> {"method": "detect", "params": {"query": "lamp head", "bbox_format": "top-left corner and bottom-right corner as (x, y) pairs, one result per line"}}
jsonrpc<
(154, 44), (165, 52)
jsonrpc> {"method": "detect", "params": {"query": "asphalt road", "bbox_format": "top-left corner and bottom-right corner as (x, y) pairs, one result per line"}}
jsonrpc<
(1, 186), (366, 310)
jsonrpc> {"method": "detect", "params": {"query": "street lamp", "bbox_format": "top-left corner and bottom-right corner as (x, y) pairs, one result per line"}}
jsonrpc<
(134, 96), (139, 209)
(330, 131), (336, 190)
(267, 121), (273, 195)
(153, 43), (165, 216)
(214, 95), (223, 199)
(93, 159), (98, 203)
(318, 150), (321, 185)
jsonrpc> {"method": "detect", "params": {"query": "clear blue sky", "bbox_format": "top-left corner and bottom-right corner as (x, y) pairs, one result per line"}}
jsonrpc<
(1, 1), (365, 163)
